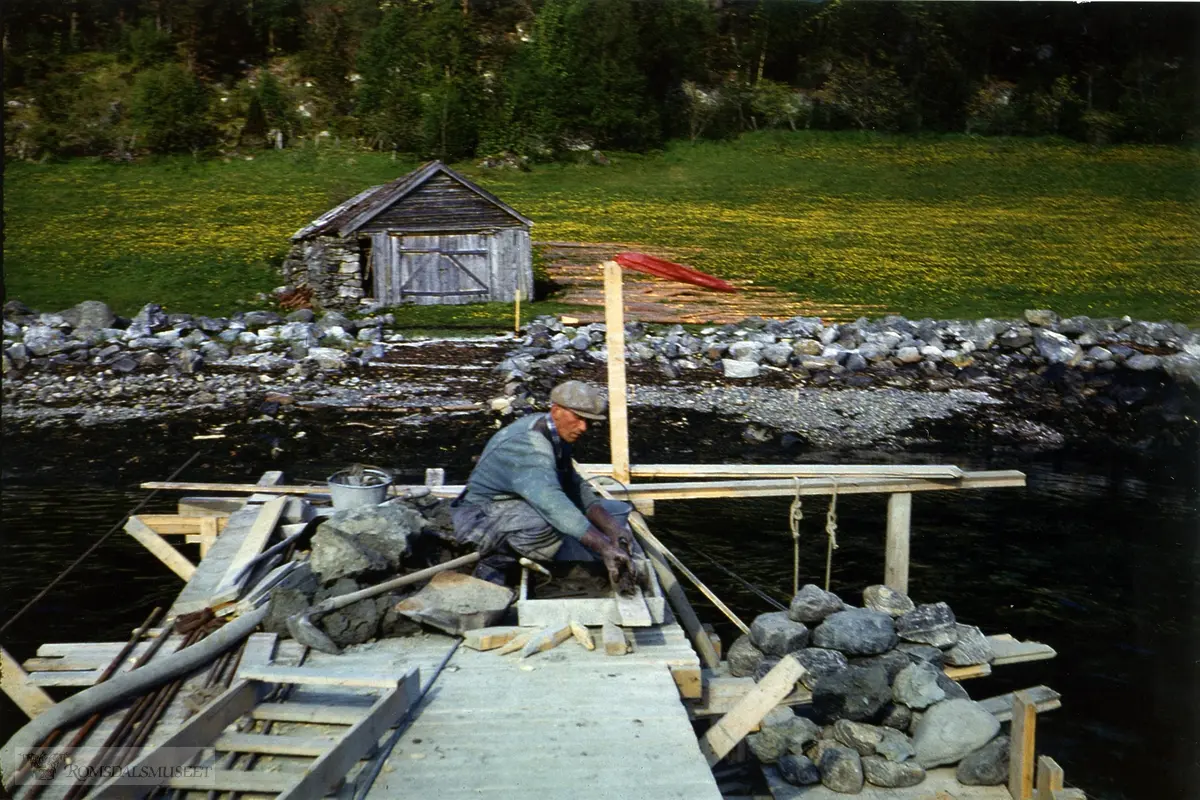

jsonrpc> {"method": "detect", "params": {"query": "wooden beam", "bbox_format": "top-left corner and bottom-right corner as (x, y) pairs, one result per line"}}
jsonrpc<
(989, 634), (1058, 664)
(627, 526), (748, 635)
(178, 496), (244, 516)
(979, 686), (1061, 722)
(577, 463), (966, 480)
(1009, 690), (1038, 800)
(90, 680), (264, 799)
(278, 670), (420, 800)
(884, 492), (912, 594)
(602, 622), (628, 656)
(208, 496), (287, 606)
(603, 260), (631, 484)
(615, 586), (653, 627)
(463, 626), (525, 651)
(124, 516), (196, 581)
(237, 666), (407, 689)
(212, 732), (338, 757)
(1, 646), (54, 719)
(165, 771), (295, 794)
(1035, 755), (1064, 800)
(250, 702), (364, 726)
(698, 655), (806, 766)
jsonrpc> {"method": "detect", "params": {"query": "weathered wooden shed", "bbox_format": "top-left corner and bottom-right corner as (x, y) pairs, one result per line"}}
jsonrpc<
(283, 161), (533, 311)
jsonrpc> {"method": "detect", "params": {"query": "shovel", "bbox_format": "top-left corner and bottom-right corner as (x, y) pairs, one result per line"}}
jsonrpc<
(286, 552), (481, 654)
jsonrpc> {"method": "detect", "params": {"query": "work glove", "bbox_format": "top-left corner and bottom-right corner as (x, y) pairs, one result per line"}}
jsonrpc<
(580, 528), (634, 591)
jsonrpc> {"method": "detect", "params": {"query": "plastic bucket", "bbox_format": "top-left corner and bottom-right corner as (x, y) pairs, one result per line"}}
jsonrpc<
(327, 467), (393, 511)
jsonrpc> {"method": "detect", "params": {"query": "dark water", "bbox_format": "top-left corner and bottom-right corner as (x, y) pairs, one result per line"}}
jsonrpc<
(2, 409), (1197, 799)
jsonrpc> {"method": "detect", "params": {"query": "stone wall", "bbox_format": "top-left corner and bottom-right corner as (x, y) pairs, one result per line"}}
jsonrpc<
(281, 235), (366, 311)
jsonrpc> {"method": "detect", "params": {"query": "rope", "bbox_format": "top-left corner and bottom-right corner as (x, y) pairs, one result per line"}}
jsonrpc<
(824, 479), (840, 592)
(788, 477), (803, 596)
(0, 450), (203, 637)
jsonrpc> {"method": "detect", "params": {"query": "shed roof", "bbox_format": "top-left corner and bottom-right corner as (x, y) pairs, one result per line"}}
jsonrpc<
(291, 160), (532, 241)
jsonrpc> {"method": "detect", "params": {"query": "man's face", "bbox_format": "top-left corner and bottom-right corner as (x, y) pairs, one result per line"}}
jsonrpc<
(550, 404), (588, 443)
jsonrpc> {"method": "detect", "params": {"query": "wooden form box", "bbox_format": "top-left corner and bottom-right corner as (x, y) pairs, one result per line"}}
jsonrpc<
(517, 558), (667, 627)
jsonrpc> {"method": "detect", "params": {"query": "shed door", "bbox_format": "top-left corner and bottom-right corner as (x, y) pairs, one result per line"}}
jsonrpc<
(385, 233), (491, 305)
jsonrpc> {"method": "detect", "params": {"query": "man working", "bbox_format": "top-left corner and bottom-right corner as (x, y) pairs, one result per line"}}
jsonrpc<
(451, 380), (635, 589)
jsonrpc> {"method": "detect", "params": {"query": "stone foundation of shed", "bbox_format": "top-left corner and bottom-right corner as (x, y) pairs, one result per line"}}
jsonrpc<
(281, 235), (367, 312)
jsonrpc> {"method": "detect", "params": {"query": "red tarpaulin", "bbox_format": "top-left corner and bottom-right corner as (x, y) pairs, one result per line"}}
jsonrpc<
(615, 252), (738, 293)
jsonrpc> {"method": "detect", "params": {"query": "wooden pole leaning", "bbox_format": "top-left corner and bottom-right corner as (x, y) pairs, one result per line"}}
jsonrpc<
(602, 260), (631, 485)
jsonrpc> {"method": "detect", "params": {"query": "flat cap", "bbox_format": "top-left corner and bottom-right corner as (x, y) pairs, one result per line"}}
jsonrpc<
(550, 380), (607, 420)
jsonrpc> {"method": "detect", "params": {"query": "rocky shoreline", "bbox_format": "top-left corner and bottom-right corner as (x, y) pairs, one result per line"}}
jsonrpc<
(4, 299), (1198, 454)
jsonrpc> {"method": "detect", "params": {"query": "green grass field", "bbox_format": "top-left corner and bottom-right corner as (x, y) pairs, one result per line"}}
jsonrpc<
(5, 131), (1198, 325)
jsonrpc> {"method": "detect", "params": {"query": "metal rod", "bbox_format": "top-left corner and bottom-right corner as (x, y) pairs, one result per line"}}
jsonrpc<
(21, 607), (164, 799)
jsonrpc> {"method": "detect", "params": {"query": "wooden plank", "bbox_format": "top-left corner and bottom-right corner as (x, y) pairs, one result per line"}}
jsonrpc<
(123, 516), (196, 581)
(250, 702), (365, 725)
(134, 515), (207, 534)
(594, 472), (1028, 501)
(28, 671), (103, 687)
(207, 496), (286, 606)
(615, 586), (653, 627)
(671, 665), (703, 700)
(1035, 755), (1064, 799)
(884, 492), (912, 594)
(178, 496), (244, 516)
(979, 686), (1062, 722)
(602, 622), (628, 656)
(1050, 791), (1086, 800)
(988, 635), (1057, 664)
(238, 666), (406, 689)
(463, 626), (525, 651)
(90, 680), (264, 799)
(698, 654), (806, 766)
(569, 622), (595, 650)
(278, 669), (420, 800)
(603, 260), (631, 484)
(521, 624), (573, 658)
(1, 646), (55, 719)
(213, 732), (339, 757)
(944, 663), (992, 680)
(1009, 690), (1038, 800)
(165, 770), (295, 793)
(496, 632), (533, 656)
(577, 464), (966, 480)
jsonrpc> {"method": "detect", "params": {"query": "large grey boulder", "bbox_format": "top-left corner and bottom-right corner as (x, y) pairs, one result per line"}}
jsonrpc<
(862, 755), (925, 788)
(789, 584), (845, 623)
(395, 571), (515, 635)
(832, 720), (884, 756)
(793, 648), (849, 690)
(896, 602), (958, 648)
(850, 650), (910, 682)
(722, 359), (760, 378)
(747, 726), (790, 763)
(263, 588), (313, 636)
(315, 578), (382, 647)
(727, 340), (763, 362)
(912, 699), (1000, 768)
(132, 303), (169, 333)
(892, 662), (946, 709)
(935, 670), (970, 701)
(956, 735), (1010, 785)
(62, 300), (116, 332)
(762, 342), (793, 367)
(879, 703), (912, 732)
(863, 585), (915, 617)
(812, 608), (897, 656)
(944, 624), (995, 666)
(750, 612), (810, 656)
(786, 717), (822, 754)
(875, 727), (915, 763)
(1034, 329), (1082, 366)
(727, 634), (766, 677)
(22, 326), (68, 356)
(777, 754), (820, 786)
(812, 665), (891, 723)
(817, 746), (864, 794)
(897, 643), (945, 669)
(309, 504), (423, 581)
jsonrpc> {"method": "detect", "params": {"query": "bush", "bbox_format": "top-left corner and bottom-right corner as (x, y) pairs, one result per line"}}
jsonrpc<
(965, 79), (1018, 135)
(816, 62), (909, 132)
(131, 63), (215, 154)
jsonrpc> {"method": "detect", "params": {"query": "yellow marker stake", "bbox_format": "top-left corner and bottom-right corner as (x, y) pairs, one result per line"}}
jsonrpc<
(514, 288), (521, 332)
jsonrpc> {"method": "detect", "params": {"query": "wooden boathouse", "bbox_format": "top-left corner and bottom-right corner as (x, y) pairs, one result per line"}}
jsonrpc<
(283, 160), (534, 311)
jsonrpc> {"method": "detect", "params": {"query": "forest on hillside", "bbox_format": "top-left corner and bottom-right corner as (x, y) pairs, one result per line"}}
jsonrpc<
(4, 1), (1198, 162)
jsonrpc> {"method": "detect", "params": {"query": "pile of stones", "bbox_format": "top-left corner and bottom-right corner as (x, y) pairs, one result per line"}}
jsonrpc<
(262, 495), (460, 649)
(2, 300), (400, 376)
(728, 584), (1008, 793)
(497, 311), (1200, 389)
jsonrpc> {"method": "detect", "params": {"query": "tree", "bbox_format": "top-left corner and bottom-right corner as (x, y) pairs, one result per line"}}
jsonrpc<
(816, 60), (909, 132)
(131, 62), (214, 152)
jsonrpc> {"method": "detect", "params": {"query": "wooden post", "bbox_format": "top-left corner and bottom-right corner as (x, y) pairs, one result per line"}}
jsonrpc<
(124, 517), (197, 581)
(885, 492), (912, 594)
(1034, 755), (1064, 799)
(514, 287), (521, 332)
(1009, 690), (1038, 800)
(602, 261), (630, 485)
(1, 646), (54, 719)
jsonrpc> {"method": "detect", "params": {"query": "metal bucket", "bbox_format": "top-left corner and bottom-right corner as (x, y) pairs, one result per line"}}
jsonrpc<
(327, 466), (393, 511)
